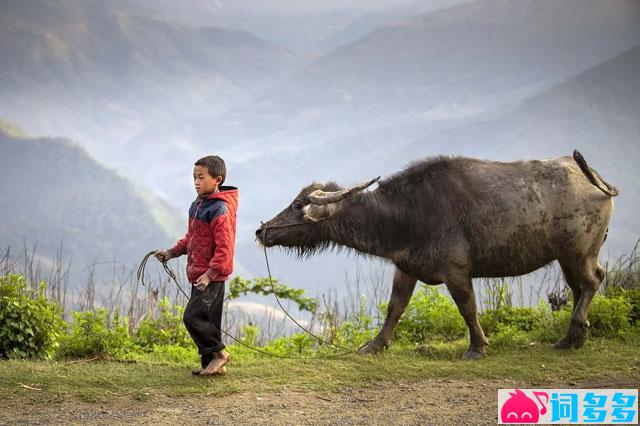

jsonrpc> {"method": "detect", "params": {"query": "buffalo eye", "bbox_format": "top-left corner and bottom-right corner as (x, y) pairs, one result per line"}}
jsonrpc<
(292, 201), (304, 210)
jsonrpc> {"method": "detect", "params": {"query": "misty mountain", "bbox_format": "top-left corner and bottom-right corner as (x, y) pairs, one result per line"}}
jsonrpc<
(388, 45), (640, 255)
(137, 0), (640, 216)
(0, 122), (186, 286)
(318, 0), (471, 53)
(2, 0), (639, 298)
(112, 0), (423, 55)
(245, 46), (640, 294)
(147, 0), (640, 293)
(0, 0), (299, 161)
(272, 0), (640, 117)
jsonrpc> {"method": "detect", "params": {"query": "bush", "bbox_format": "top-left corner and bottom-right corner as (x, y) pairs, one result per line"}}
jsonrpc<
(262, 332), (315, 355)
(528, 294), (633, 343)
(480, 304), (547, 336)
(587, 294), (632, 338)
(530, 306), (572, 343)
(392, 285), (467, 343)
(624, 288), (640, 325)
(134, 298), (191, 350)
(333, 316), (377, 348)
(57, 309), (133, 358)
(0, 274), (64, 359)
(240, 324), (259, 347)
(605, 287), (640, 326)
(490, 325), (531, 349)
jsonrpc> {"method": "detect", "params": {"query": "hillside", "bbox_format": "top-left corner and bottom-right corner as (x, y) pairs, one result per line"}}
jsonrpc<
(270, 0), (640, 114)
(392, 46), (640, 254)
(113, 0), (640, 293)
(0, 0), (299, 160)
(0, 125), (184, 286)
(318, 0), (470, 52)
(140, 0), (640, 232)
(112, 0), (416, 54)
(2, 0), (638, 295)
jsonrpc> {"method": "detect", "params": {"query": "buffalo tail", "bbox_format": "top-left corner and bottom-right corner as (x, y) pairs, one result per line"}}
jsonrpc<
(573, 150), (619, 197)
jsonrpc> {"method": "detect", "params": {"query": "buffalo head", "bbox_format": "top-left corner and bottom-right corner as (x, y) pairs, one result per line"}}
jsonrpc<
(255, 177), (379, 252)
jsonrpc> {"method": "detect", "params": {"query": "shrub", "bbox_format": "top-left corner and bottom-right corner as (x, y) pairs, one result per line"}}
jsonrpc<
(624, 288), (640, 325)
(262, 332), (315, 356)
(333, 316), (377, 348)
(240, 324), (259, 347)
(534, 306), (568, 343)
(490, 325), (531, 349)
(134, 298), (191, 350)
(57, 309), (132, 358)
(480, 304), (547, 336)
(529, 294), (633, 343)
(587, 294), (632, 338)
(0, 274), (64, 359)
(605, 287), (640, 326)
(392, 285), (467, 343)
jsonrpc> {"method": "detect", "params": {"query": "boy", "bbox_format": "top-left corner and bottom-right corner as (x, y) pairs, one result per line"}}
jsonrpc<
(155, 155), (238, 376)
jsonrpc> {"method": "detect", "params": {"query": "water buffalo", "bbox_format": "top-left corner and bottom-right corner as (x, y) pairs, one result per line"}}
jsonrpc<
(255, 151), (618, 359)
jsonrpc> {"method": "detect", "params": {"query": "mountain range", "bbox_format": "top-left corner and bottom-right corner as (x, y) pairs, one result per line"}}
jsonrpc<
(394, 45), (640, 253)
(1, 0), (639, 299)
(0, 121), (186, 289)
(0, 0), (299, 163)
(137, 0), (640, 230)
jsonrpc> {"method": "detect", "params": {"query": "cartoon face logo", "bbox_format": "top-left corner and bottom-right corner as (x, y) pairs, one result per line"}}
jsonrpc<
(501, 390), (548, 424)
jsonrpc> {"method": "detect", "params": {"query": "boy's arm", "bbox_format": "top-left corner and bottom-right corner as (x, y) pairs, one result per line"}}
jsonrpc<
(168, 234), (188, 258)
(206, 213), (234, 279)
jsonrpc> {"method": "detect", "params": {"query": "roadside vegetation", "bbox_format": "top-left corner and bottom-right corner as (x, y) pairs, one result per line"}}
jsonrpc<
(1, 242), (639, 402)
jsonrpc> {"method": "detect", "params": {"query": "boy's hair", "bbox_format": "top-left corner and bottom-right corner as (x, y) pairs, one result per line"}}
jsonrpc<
(195, 155), (226, 184)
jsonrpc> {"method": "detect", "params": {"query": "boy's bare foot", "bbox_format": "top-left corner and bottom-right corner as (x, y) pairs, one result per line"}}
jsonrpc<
(192, 366), (226, 376)
(199, 351), (230, 376)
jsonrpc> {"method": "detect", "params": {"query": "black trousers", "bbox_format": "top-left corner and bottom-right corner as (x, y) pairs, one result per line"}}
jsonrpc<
(183, 281), (226, 367)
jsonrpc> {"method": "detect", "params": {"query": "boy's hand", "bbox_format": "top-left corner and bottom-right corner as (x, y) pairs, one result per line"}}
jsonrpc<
(194, 273), (211, 291)
(154, 250), (172, 262)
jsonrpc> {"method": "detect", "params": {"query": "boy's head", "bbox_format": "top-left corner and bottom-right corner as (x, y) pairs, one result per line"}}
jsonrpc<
(193, 155), (226, 197)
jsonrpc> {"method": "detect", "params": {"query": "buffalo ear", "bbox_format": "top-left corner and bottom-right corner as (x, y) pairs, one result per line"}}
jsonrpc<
(303, 202), (341, 221)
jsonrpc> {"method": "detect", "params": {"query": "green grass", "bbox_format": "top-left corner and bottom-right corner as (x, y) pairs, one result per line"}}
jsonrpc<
(1, 338), (638, 404)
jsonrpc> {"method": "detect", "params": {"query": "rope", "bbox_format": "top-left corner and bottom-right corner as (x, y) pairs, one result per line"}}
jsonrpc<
(137, 251), (354, 359)
(260, 226), (356, 354)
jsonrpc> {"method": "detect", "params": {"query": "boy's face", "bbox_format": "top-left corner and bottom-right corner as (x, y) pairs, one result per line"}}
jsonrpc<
(193, 165), (222, 197)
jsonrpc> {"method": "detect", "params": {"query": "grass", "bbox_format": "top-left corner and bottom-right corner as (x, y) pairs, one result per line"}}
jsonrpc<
(1, 338), (638, 404)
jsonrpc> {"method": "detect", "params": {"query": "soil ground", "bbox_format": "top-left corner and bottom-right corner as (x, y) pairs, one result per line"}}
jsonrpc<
(2, 375), (637, 425)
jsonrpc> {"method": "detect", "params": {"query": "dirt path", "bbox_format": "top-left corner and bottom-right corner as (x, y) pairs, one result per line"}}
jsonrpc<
(2, 378), (496, 425)
(2, 376), (637, 425)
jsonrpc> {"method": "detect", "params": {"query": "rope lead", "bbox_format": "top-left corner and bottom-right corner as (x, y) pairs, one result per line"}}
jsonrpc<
(137, 251), (355, 359)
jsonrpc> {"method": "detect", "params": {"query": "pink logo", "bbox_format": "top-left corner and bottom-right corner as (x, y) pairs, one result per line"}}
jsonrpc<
(501, 389), (549, 423)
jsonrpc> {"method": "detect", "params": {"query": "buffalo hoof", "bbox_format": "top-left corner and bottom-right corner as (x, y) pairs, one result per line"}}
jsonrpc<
(553, 337), (573, 350)
(357, 340), (385, 355)
(553, 330), (587, 350)
(571, 334), (587, 349)
(462, 349), (485, 360)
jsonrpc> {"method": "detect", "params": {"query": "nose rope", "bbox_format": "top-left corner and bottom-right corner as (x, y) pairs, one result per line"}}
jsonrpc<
(137, 251), (355, 359)
(259, 223), (357, 353)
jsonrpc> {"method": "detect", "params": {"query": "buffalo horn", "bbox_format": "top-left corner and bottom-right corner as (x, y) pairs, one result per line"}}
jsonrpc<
(308, 176), (380, 205)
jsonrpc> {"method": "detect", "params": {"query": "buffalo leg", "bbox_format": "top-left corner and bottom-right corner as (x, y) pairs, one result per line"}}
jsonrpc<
(555, 257), (605, 349)
(358, 268), (417, 354)
(446, 276), (488, 360)
(559, 262), (582, 315)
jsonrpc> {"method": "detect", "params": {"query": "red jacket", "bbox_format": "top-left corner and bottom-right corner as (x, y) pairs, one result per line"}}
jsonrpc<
(168, 186), (238, 283)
